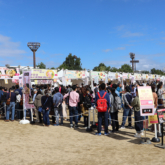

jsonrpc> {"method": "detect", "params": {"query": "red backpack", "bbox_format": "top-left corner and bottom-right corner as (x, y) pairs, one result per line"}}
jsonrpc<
(96, 92), (107, 112)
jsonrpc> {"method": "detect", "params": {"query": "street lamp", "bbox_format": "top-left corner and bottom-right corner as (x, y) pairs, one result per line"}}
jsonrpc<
(27, 42), (40, 68)
(129, 52), (139, 73)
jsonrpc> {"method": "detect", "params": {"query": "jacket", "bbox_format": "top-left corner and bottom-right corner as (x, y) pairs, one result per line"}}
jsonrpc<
(53, 92), (63, 107)
(123, 92), (132, 109)
(109, 94), (118, 113)
(1, 92), (7, 102)
(131, 96), (140, 112)
(41, 96), (52, 110)
(34, 94), (42, 109)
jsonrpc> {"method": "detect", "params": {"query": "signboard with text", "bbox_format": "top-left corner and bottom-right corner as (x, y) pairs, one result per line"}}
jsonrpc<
(138, 86), (154, 116)
(31, 69), (58, 79)
(157, 109), (165, 124)
(65, 70), (86, 79)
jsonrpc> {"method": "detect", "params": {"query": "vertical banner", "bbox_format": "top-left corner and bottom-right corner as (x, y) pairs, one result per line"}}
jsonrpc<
(138, 86), (154, 116)
(23, 71), (34, 109)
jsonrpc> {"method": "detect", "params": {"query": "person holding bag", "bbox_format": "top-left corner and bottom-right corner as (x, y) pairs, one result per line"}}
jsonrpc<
(41, 90), (53, 127)
(5, 87), (16, 122)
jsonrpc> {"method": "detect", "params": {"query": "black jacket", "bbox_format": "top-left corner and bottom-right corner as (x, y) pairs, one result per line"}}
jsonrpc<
(41, 96), (53, 110)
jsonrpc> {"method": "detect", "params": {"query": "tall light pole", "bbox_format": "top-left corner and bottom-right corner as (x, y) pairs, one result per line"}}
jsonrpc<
(27, 42), (40, 68)
(130, 52), (139, 73)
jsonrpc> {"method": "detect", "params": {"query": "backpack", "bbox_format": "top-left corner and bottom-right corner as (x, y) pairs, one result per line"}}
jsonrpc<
(114, 96), (122, 110)
(96, 92), (107, 112)
(124, 94), (132, 108)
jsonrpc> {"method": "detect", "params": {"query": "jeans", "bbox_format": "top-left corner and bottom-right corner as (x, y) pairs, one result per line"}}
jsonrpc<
(98, 111), (108, 133)
(84, 116), (88, 127)
(134, 111), (143, 133)
(42, 108), (50, 125)
(69, 107), (78, 125)
(2, 102), (6, 115)
(24, 109), (31, 120)
(6, 102), (15, 120)
(121, 108), (132, 127)
(54, 106), (63, 125)
(108, 112), (111, 125)
(111, 112), (119, 131)
(15, 102), (20, 110)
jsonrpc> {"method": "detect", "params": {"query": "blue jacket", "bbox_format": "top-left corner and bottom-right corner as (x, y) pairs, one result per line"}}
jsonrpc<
(7, 92), (16, 102)
(53, 92), (63, 107)
(95, 90), (111, 111)
(0, 90), (3, 101)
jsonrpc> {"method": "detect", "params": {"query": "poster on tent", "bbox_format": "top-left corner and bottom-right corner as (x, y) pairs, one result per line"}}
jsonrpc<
(23, 71), (34, 109)
(122, 73), (128, 80)
(138, 86), (154, 116)
(34, 80), (53, 85)
(12, 76), (19, 84)
(65, 71), (85, 79)
(0, 67), (18, 78)
(92, 72), (106, 80)
(108, 72), (116, 80)
(31, 69), (58, 79)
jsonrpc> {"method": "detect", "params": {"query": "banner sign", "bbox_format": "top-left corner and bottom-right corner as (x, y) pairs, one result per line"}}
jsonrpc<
(0, 67), (18, 78)
(31, 69), (58, 79)
(65, 70), (86, 79)
(34, 80), (53, 85)
(91, 72), (106, 79)
(23, 71), (34, 109)
(138, 86), (154, 116)
(157, 109), (165, 124)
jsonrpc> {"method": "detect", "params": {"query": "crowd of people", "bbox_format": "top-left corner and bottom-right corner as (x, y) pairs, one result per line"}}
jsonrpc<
(0, 80), (164, 138)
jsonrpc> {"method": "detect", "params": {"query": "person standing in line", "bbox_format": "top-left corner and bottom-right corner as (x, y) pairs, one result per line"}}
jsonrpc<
(131, 88), (143, 138)
(110, 88), (119, 133)
(53, 87), (63, 126)
(95, 83), (111, 136)
(63, 85), (79, 128)
(41, 90), (53, 127)
(5, 87), (16, 122)
(157, 82), (165, 108)
(34, 90), (43, 123)
(1, 87), (7, 117)
(120, 86), (133, 129)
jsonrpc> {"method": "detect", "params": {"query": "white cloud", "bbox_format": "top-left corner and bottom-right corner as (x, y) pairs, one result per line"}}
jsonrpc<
(116, 25), (125, 31)
(102, 49), (112, 52)
(0, 34), (26, 57)
(122, 31), (144, 37)
(116, 47), (126, 50)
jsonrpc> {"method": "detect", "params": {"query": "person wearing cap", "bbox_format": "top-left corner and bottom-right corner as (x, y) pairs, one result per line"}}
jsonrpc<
(5, 87), (16, 122)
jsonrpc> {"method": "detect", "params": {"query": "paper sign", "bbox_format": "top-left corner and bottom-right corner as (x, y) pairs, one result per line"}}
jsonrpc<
(149, 113), (158, 124)
(157, 109), (165, 124)
(4, 79), (8, 84)
(138, 86), (154, 116)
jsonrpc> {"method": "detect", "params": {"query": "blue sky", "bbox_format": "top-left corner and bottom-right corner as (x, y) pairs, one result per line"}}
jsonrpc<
(0, 0), (165, 71)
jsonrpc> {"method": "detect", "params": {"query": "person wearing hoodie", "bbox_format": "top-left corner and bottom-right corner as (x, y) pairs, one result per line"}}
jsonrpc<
(53, 87), (63, 126)
(34, 90), (43, 123)
(120, 86), (133, 129)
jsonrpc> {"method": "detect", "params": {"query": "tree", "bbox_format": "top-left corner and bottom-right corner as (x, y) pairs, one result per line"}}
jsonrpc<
(58, 53), (82, 70)
(119, 64), (133, 73)
(37, 62), (46, 69)
(141, 70), (150, 74)
(93, 63), (109, 71)
(151, 68), (165, 75)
